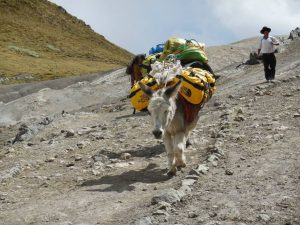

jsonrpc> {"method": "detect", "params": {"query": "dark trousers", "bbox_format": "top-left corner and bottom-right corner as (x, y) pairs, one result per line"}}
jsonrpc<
(262, 53), (276, 80)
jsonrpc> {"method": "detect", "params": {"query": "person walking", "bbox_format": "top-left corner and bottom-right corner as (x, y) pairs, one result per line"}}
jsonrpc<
(258, 26), (280, 82)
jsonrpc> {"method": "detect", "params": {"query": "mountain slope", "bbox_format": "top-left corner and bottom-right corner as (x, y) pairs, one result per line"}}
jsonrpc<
(0, 0), (133, 83)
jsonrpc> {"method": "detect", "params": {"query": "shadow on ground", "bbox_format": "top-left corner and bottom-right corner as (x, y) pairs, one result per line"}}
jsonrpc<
(81, 163), (170, 192)
(95, 143), (165, 159)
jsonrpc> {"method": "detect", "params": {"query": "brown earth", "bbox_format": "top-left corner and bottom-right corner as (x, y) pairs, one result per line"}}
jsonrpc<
(0, 37), (299, 225)
(0, 0), (133, 84)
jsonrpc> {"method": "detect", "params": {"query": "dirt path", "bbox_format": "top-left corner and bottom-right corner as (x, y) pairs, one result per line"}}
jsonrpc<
(0, 40), (299, 225)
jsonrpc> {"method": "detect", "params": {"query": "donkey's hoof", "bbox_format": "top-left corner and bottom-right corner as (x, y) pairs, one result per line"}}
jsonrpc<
(167, 170), (176, 177)
(176, 162), (186, 170)
(176, 166), (186, 172)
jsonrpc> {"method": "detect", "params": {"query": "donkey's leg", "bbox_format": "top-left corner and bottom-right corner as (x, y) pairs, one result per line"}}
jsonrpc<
(164, 132), (176, 176)
(174, 132), (187, 169)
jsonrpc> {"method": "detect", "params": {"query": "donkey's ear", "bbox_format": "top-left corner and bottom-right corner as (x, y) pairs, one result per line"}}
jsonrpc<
(164, 79), (182, 99)
(139, 82), (153, 98)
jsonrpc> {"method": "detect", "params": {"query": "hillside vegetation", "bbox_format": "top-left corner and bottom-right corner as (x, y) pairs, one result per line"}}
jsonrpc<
(0, 0), (133, 84)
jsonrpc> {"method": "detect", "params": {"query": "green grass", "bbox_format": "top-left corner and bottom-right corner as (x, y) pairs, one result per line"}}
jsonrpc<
(0, 0), (133, 84)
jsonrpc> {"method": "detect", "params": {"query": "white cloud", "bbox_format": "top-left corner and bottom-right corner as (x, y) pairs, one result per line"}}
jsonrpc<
(49, 0), (299, 53)
(207, 0), (300, 38)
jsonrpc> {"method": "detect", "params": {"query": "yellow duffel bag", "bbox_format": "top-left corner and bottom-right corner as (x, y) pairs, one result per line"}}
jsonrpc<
(129, 76), (159, 111)
(173, 68), (216, 105)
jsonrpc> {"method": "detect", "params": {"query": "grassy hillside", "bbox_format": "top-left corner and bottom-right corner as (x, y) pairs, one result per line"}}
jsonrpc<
(0, 0), (133, 84)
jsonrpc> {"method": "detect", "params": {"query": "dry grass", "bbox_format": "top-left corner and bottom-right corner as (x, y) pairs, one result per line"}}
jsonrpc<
(0, 0), (133, 84)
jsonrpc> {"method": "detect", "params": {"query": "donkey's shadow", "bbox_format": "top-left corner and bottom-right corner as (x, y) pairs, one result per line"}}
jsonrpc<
(81, 163), (169, 193)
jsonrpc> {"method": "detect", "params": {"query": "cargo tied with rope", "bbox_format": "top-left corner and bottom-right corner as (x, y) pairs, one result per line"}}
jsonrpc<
(129, 61), (216, 113)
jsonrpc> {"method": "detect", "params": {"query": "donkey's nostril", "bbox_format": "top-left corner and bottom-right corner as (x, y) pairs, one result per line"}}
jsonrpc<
(152, 130), (162, 138)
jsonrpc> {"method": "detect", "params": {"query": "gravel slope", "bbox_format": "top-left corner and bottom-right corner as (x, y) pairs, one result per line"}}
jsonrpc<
(0, 39), (299, 225)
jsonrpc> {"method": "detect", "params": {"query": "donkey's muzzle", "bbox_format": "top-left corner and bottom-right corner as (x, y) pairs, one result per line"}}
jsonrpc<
(152, 129), (162, 139)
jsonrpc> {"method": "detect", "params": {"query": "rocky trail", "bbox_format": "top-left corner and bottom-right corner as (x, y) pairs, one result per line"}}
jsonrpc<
(0, 39), (299, 225)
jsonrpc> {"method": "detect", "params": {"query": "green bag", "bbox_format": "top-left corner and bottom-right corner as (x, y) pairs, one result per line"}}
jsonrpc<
(160, 37), (208, 64)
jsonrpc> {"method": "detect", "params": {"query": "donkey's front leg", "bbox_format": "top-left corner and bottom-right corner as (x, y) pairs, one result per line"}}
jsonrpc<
(164, 132), (176, 176)
(174, 132), (187, 169)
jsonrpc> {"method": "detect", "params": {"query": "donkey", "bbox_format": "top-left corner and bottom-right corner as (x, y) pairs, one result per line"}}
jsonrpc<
(126, 54), (146, 87)
(139, 80), (202, 176)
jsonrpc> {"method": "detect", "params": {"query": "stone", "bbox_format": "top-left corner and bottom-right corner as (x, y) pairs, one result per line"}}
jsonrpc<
(152, 210), (169, 216)
(151, 188), (182, 205)
(93, 154), (109, 163)
(225, 169), (234, 175)
(196, 164), (209, 174)
(77, 127), (93, 135)
(288, 27), (300, 40)
(65, 129), (75, 138)
(181, 179), (196, 186)
(293, 113), (300, 118)
(131, 216), (152, 225)
(258, 213), (271, 222)
(120, 152), (131, 160)
(12, 124), (36, 144)
(245, 51), (260, 65)
(45, 157), (55, 163)
(157, 201), (172, 210)
(77, 141), (89, 149)
(185, 175), (200, 180)
(234, 115), (245, 122)
(273, 134), (283, 141)
(66, 162), (75, 167)
(188, 211), (199, 218)
(74, 155), (82, 161)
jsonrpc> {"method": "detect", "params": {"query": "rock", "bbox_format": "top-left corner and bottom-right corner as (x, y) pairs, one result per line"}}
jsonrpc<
(66, 162), (75, 167)
(293, 113), (300, 118)
(207, 154), (219, 162)
(196, 164), (209, 174)
(258, 213), (271, 222)
(237, 108), (244, 114)
(77, 127), (93, 135)
(65, 129), (75, 138)
(234, 115), (245, 122)
(185, 175), (200, 180)
(131, 216), (152, 225)
(151, 188), (182, 205)
(208, 212), (217, 217)
(181, 179), (196, 186)
(273, 133), (284, 141)
(92, 169), (101, 175)
(27, 142), (34, 146)
(288, 27), (300, 40)
(188, 211), (199, 218)
(12, 124), (36, 144)
(225, 169), (234, 175)
(245, 51), (260, 65)
(39, 117), (52, 126)
(0, 165), (23, 183)
(157, 201), (172, 210)
(120, 152), (131, 160)
(74, 155), (82, 161)
(152, 210), (169, 216)
(77, 141), (89, 149)
(92, 154), (109, 163)
(45, 157), (55, 163)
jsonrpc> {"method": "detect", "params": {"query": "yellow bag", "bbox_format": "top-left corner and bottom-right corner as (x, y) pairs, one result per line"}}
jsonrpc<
(175, 68), (216, 104)
(129, 76), (159, 111)
(129, 69), (216, 111)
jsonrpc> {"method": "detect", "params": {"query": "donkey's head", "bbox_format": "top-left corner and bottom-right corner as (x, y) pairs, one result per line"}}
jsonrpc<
(139, 80), (182, 139)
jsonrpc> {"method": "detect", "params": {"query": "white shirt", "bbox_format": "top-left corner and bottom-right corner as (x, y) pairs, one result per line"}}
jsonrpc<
(259, 36), (279, 54)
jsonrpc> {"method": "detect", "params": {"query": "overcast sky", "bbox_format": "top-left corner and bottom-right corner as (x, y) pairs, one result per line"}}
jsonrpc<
(50, 0), (300, 54)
